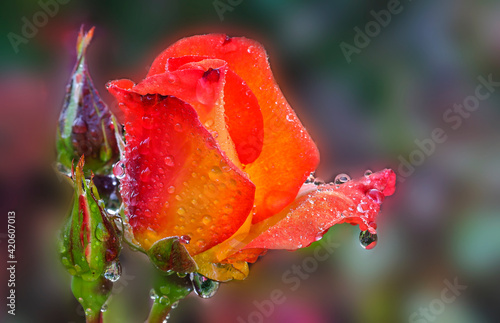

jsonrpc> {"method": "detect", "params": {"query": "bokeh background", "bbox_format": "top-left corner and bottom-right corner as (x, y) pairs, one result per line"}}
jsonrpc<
(1, 0), (500, 322)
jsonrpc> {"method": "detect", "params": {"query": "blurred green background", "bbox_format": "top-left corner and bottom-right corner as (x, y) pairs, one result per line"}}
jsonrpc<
(1, 0), (500, 322)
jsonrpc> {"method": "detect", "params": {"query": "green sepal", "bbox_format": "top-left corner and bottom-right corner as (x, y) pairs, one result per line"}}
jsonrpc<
(147, 237), (198, 274)
(59, 156), (121, 281)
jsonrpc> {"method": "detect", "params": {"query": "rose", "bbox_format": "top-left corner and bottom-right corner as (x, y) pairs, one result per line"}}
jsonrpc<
(107, 34), (396, 281)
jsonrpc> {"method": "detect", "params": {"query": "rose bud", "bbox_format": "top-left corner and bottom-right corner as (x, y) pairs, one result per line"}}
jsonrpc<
(56, 27), (118, 175)
(59, 156), (121, 322)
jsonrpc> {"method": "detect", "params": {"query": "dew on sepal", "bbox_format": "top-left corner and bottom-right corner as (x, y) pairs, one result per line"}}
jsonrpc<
(158, 295), (170, 305)
(359, 230), (378, 250)
(179, 235), (191, 244)
(334, 173), (351, 185)
(103, 261), (121, 282)
(150, 288), (158, 300)
(190, 273), (219, 299)
(95, 223), (110, 242)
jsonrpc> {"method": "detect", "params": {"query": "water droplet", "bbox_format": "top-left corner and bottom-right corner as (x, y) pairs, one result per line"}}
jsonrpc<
(104, 261), (122, 282)
(143, 115), (153, 129)
(179, 235), (191, 244)
(202, 215), (212, 225)
(150, 288), (158, 300)
(174, 123), (183, 132)
(101, 303), (108, 312)
(204, 119), (214, 127)
(196, 239), (206, 248)
(171, 301), (179, 309)
(334, 173), (351, 185)
(167, 186), (175, 194)
(359, 230), (378, 250)
(364, 169), (373, 177)
(158, 295), (170, 305)
(140, 167), (151, 182)
(72, 118), (88, 133)
(208, 166), (222, 181)
(95, 223), (110, 242)
(85, 308), (93, 316)
(165, 156), (175, 167)
(366, 189), (384, 204)
(177, 207), (186, 215)
(190, 273), (219, 299)
(304, 172), (316, 184)
(113, 162), (125, 179)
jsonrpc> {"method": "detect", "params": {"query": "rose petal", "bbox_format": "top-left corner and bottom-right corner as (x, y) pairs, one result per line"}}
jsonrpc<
(152, 55), (264, 164)
(106, 84), (255, 255)
(148, 34), (319, 223)
(242, 169), (396, 250)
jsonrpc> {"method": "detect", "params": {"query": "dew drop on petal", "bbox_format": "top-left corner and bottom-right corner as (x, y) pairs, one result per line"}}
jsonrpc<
(113, 162), (125, 179)
(364, 169), (373, 177)
(165, 156), (175, 167)
(366, 189), (385, 204)
(359, 230), (378, 250)
(334, 173), (351, 185)
(202, 215), (212, 225)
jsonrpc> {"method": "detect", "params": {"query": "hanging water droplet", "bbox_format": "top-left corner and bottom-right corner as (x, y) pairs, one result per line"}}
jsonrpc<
(150, 288), (158, 300)
(177, 272), (187, 278)
(190, 273), (219, 299)
(359, 230), (378, 250)
(179, 235), (191, 244)
(334, 173), (351, 185)
(104, 261), (122, 282)
(101, 303), (108, 312)
(364, 169), (373, 177)
(162, 313), (171, 323)
(113, 162), (125, 179)
(171, 301), (179, 309)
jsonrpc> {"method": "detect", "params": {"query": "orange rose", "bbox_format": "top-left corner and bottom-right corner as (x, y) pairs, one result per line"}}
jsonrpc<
(107, 34), (396, 281)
